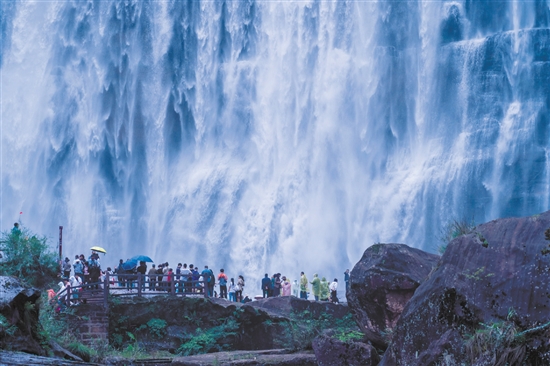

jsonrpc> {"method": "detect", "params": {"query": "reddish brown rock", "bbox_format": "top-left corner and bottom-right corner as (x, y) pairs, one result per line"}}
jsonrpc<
(381, 211), (550, 365)
(347, 243), (440, 349)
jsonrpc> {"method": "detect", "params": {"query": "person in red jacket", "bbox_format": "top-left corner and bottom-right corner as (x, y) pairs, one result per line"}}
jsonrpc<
(218, 269), (228, 299)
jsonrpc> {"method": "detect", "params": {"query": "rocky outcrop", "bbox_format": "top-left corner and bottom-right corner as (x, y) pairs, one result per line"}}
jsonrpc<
(246, 295), (349, 319)
(0, 276), (44, 355)
(381, 211), (550, 365)
(347, 243), (439, 349)
(108, 295), (353, 353)
(312, 333), (380, 366)
(0, 351), (95, 365)
(171, 349), (317, 366)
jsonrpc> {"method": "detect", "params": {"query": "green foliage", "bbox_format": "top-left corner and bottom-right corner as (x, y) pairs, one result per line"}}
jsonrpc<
(183, 311), (203, 327)
(476, 232), (489, 248)
(110, 315), (131, 348)
(287, 311), (360, 349)
(370, 244), (382, 254)
(0, 313), (17, 341)
(0, 227), (58, 287)
(137, 318), (167, 339)
(334, 329), (364, 342)
(465, 318), (526, 366)
(438, 218), (476, 254)
(464, 267), (494, 281)
(177, 318), (239, 356)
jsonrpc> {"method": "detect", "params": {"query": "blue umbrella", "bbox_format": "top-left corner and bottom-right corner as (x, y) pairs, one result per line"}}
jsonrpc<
(122, 259), (138, 270)
(129, 255), (154, 263)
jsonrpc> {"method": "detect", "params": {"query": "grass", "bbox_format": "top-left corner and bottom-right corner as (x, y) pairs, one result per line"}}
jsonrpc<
(437, 218), (476, 254)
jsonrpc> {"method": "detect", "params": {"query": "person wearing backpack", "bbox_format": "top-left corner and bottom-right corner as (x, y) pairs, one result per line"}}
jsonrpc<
(218, 269), (228, 299)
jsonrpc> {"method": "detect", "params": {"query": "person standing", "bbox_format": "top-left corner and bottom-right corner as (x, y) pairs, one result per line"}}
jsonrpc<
(261, 273), (271, 298)
(292, 280), (299, 297)
(228, 278), (237, 302)
(69, 273), (82, 305)
(201, 265), (215, 297)
(166, 268), (174, 292)
(236, 275), (245, 302)
(88, 253), (101, 290)
(148, 264), (157, 291)
(11, 222), (21, 236)
(282, 276), (291, 296)
(181, 263), (191, 294)
(320, 277), (330, 301)
(73, 258), (83, 279)
(137, 261), (147, 291)
(218, 269), (228, 299)
(175, 263), (182, 293)
(273, 274), (282, 297)
(310, 274), (321, 301)
(330, 278), (339, 303)
(117, 259), (125, 287)
(62, 257), (72, 278)
(300, 272), (309, 299)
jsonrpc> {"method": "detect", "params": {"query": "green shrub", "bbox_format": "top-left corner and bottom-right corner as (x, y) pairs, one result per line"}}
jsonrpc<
(177, 318), (239, 356)
(287, 311), (360, 349)
(137, 318), (167, 339)
(0, 228), (58, 287)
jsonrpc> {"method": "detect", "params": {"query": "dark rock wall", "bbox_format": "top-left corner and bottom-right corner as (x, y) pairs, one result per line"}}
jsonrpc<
(0, 276), (44, 355)
(381, 211), (550, 365)
(347, 243), (439, 348)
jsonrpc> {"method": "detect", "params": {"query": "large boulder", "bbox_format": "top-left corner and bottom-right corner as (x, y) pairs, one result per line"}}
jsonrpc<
(381, 211), (550, 365)
(347, 243), (439, 348)
(0, 276), (44, 355)
(312, 333), (380, 366)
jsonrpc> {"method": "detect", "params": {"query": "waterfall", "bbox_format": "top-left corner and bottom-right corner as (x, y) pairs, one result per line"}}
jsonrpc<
(2, 0), (550, 282)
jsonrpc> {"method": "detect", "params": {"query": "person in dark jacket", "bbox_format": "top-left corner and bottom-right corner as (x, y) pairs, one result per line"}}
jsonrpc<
(137, 261), (147, 291)
(261, 273), (272, 298)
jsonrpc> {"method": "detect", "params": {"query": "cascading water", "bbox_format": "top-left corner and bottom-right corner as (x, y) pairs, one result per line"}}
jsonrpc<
(1, 1), (550, 283)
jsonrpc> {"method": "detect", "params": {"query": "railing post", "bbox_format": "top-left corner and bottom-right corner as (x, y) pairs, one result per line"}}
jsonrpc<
(138, 273), (142, 297)
(104, 273), (109, 309)
(171, 277), (175, 295)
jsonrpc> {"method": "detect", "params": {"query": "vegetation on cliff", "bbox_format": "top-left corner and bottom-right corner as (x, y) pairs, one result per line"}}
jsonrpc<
(0, 228), (58, 288)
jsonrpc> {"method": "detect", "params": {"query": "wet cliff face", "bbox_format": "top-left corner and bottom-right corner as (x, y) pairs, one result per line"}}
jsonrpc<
(381, 210), (550, 365)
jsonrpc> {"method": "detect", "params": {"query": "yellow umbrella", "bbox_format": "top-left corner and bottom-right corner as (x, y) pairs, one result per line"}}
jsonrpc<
(90, 246), (107, 254)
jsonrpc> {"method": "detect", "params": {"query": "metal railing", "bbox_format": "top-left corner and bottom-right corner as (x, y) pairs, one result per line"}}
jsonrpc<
(57, 273), (209, 309)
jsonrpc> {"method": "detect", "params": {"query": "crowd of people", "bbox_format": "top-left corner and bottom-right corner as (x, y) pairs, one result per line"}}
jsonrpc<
(54, 249), (351, 310)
